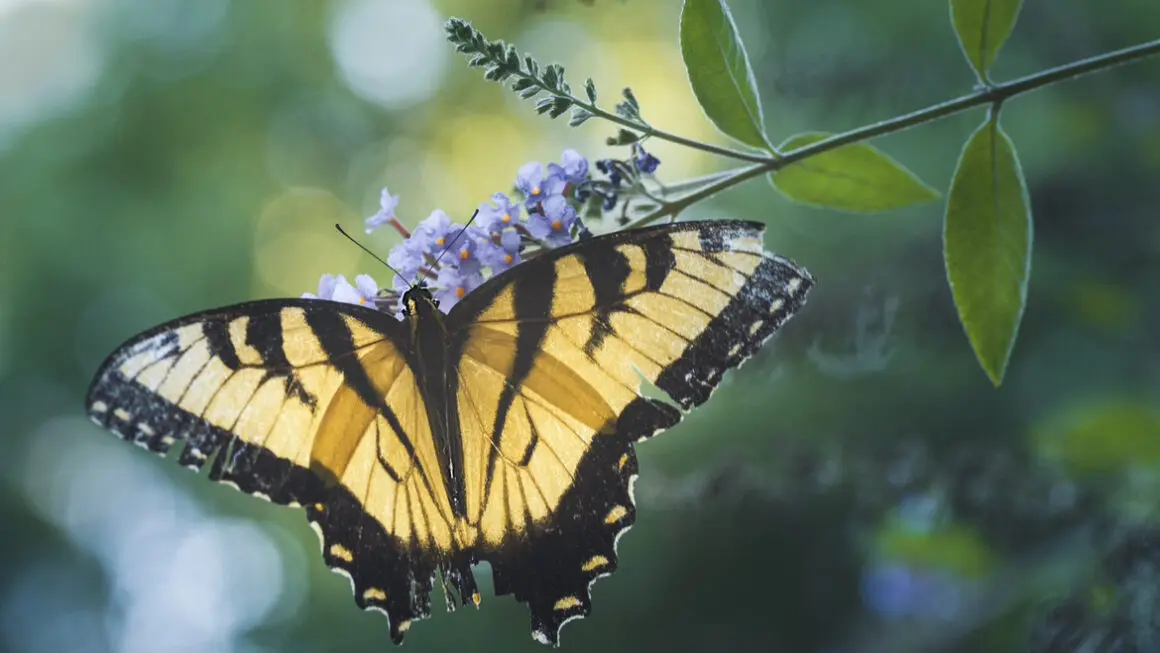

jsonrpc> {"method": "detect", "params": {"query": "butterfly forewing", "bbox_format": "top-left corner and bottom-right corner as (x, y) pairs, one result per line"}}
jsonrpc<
(446, 220), (813, 644)
(84, 299), (467, 643)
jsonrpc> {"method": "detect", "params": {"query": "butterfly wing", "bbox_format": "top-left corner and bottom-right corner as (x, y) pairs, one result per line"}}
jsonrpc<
(446, 220), (814, 644)
(84, 299), (466, 643)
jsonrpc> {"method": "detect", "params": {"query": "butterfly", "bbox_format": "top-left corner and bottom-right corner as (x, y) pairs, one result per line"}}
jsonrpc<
(85, 219), (813, 645)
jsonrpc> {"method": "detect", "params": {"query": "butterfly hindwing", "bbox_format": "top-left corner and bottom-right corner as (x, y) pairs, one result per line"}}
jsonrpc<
(446, 219), (813, 644)
(84, 299), (471, 642)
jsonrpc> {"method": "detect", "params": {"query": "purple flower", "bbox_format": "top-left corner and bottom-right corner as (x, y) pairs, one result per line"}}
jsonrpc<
(595, 158), (625, 186)
(412, 209), (458, 253)
(861, 564), (968, 621)
(433, 266), (484, 312)
(632, 143), (660, 174)
(334, 274), (379, 307)
(302, 273), (341, 300)
(387, 238), (425, 283)
(303, 274), (379, 308)
(448, 227), (484, 277)
(526, 195), (576, 248)
(516, 162), (565, 208)
(548, 149), (589, 186)
(477, 193), (522, 235)
(364, 188), (400, 234)
(476, 229), (522, 274)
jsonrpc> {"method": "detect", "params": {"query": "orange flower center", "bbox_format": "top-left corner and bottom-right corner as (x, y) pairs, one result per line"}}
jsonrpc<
(455, 286), (466, 298)
(435, 237), (445, 246)
(502, 213), (511, 223)
(459, 249), (469, 261)
(551, 220), (563, 231)
(504, 254), (513, 264)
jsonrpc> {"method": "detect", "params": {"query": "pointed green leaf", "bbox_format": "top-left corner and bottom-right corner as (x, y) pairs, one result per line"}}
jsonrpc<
(769, 132), (940, 211)
(944, 112), (1032, 386)
(679, 0), (770, 150)
(584, 78), (597, 103)
(950, 0), (1024, 81)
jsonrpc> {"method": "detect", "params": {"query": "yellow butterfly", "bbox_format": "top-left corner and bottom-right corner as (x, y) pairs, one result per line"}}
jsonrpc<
(86, 219), (812, 645)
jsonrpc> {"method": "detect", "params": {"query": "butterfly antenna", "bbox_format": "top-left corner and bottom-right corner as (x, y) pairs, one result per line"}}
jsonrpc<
(433, 209), (480, 269)
(335, 223), (411, 289)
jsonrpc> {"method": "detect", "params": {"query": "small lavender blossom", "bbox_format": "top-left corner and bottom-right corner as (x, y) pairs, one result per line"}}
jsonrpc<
(516, 162), (565, 208)
(477, 193), (522, 234)
(303, 274), (380, 308)
(433, 266), (484, 311)
(595, 158), (624, 186)
(412, 209), (459, 253)
(476, 229), (522, 274)
(548, 149), (589, 186)
(527, 194), (577, 247)
(387, 238), (425, 282)
(632, 143), (661, 174)
(302, 273), (340, 300)
(364, 188), (400, 234)
(449, 228), (484, 277)
(332, 274), (379, 307)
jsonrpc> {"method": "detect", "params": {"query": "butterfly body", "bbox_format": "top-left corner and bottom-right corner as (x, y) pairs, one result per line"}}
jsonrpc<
(86, 220), (813, 645)
(397, 285), (470, 519)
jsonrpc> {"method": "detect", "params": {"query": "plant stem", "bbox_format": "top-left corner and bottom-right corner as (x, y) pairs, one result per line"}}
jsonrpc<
(626, 37), (1160, 229)
(538, 85), (773, 164)
(653, 169), (739, 195)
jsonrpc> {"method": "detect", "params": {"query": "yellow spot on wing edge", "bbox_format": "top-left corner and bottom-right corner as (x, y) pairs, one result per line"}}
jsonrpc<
(617, 454), (629, 471)
(604, 505), (628, 525)
(748, 320), (764, 336)
(397, 620), (412, 633)
(582, 555), (609, 572)
(91, 401), (108, 413)
(364, 588), (387, 602)
(554, 596), (582, 611)
(114, 408), (131, 421)
(329, 543), (354, 562)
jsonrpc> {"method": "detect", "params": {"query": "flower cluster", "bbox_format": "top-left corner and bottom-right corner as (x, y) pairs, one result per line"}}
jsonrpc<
(300, 144), (660, 318)
(299, 143), (663, 320)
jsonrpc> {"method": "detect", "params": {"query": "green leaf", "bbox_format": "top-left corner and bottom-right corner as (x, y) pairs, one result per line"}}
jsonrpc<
(569, 107), (593, 127)
(1036, 400), (1160, 475)
(679, 0), (770, 150)
(944, 112), (1032, 386)
(950, 0), (1024, 81)
(584, 78), (597, 103)
(769, 132), (940, 211)
(605, 129), (640, 146)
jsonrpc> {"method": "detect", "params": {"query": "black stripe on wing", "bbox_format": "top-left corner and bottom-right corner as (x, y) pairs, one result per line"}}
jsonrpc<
(654, 253), (813, 409)
(83, 299), (472, 644)
(482, 396), (680, 647)
(481, 262), (558, 506)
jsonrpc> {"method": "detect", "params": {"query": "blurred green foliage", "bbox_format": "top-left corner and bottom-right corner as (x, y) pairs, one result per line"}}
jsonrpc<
(1, 1), (1158, 652)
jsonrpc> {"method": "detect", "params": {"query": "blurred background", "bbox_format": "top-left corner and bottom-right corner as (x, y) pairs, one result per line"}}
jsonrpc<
(1, 0), (1159, 651)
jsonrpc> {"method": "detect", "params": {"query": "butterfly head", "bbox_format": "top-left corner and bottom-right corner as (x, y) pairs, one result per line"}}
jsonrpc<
(401, 280), (439, 317)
